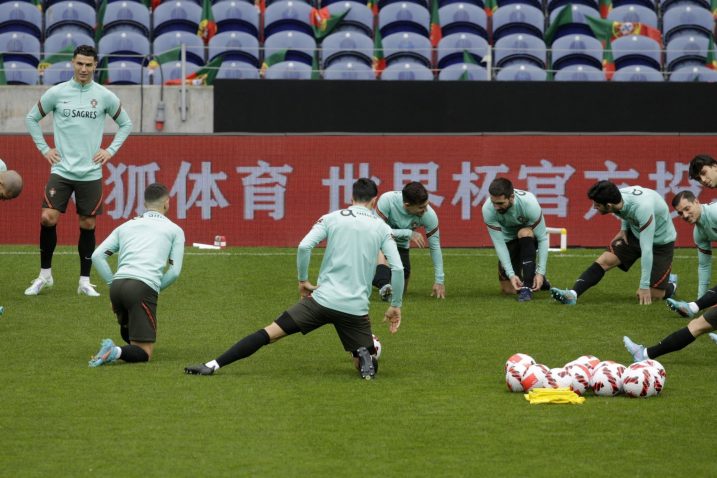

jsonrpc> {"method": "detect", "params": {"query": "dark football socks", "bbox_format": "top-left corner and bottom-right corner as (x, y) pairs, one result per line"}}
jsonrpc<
(695, 288), (717, 310)
(572, 262), (605, 297)
(216, 329), (271, 367)
(78, 228), (96, 277)
(663, 282), (676, 300)
(646, 327), (696, 359)
(40, 224), (57, 269)
(519, 237), (536, 288)
(372, 264), (391, 289)
(120, 345), (149, 363)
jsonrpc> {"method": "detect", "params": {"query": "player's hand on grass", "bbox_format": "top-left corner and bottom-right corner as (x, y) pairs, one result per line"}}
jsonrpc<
(637, 287), (651, 305)
(298, 280), (317, 298)
(509, 275), (523, 291)
(44, 149), (61, 165)
(383, 306), (401, 334)
(410, 231), (426, 248)
(93, 148), (113, 165)
(431, 283), (445, 299)
(532, 274), (545, 292)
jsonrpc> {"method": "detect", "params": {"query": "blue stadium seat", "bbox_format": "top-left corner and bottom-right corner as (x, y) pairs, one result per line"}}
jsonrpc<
(611, 0), (657, 12)
(669, 65), (717, 81)
(496, 0), (541, 11)
(45, 1), (96, 38)
(438, 3), (488, 41)
(0, 1), (42, 39)
(326, 1), (373, 37)
(321, 31), (373, 68)
(436, 32), (489, 69)
(666, 35), (712, 72)
(611, 65), (664, 81)
(152, 59), (200, 81)
(661, 0), (710, 13)
(377, 0), (429, 11)
(492, 4), (544, 42)
(438, 0), (485, 9)
(554, 64), (606, 80)
(103, 1), (151, 37)
(606, 5), (658, 28)
(213, 0), (260, 37)
(45, 0), (95, 9)
(546, 0), (598, 14)
(381, 60), (434, 80)
(208, 31), (260, 66)
(0, 31), (40, 66)
(494, 33), (547, 68)
(3, 60), (38, 83)
(378, 2), (430, 38)
(323, 59), (375, 79)
(264, 0), (314, 38)
(153, 1), (202, 37)
(107, 60), (142, 84)
(264, 60), (313, 79)
(263, 30), (316, 65)
(42, 60), (74, 84)
(98, 30), (150, 63)
(153, 31), (205, 66)
(551, 34), (603, 70)
(547, 4), (601, 42)
(611, 35), (661, 70)
(382, 31), (432, 67)
(44, 31), (95, 55)
(438, 62), (488, 80)
(216, 60), (260, 79)
(495, 63), (547, 80)
(662, 5), (714, 44)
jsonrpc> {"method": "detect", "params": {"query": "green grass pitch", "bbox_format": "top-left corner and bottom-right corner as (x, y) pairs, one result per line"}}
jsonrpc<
(1, 246), (716, 477)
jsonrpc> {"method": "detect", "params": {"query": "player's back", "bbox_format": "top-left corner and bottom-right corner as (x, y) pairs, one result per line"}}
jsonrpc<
(619, 186), (676, 243)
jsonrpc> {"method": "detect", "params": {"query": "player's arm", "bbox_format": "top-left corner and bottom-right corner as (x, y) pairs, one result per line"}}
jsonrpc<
(160, 229), (185, 290)
(91, 229), (120, 285)
(424, 210), (445, 298)
(636, 211), (656, 302)
(375, 199), (413, 242)
(95, 95), (133, 165)
(381, 231), (404, 333)
(25, 90), (59, 164)
(695, 228), (712, 298)
(527, 201), (549, 278)
(483, 205), (515, 278)
(297, 217), (328, 295)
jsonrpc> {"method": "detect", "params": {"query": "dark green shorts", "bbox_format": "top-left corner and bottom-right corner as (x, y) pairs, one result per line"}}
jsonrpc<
(609, 231), (674, 289)
(109, 278), (159, 343)
(43, 174), (103, 215)
(703, 307), (717, 328)
(286, 297), (373, 352)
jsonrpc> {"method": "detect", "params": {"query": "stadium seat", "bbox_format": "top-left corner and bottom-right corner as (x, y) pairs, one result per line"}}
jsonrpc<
(208, 31), (260, 67)
(438, 3), (488, 41)
(323, 59), (375, 79)
(264, 60), (313, 79)
(669, 64), (717, 81)
(546, 0), (598, 15)
(382, 31), (432, 67)
(213, 0), (260, 37)
(661, 0), (710, 14)
(611, 35), (661, 71)
(492, 4), (544, 42)
(436, 31), (489, 69)
(551, 34), (603, 70)
(102, 1), (151, 37)
(216, 60), (260, 79)
(326, 1), (373, 37)
(662, 5), (714, 44)
(153, 1), (202, 37)
(495, 63), (547, 80)
(263, 30), (316, 65)
(606, 5), (658, 29)
(611, 65), (664, 81)
(0, 1), (42, 39)
(438, 0), (485, 9)
(377, 0), (430, 11)
(2, 60), (38, 84)
(153, 31), (206, 66)
(44, 31), (95, 55)
(321, 31), (373, 68)
(611, 0), (658, 12)
(0, 31), (40, 66)
(264, 0), (314, 38)
(45, 1), (96, 38)
(546, 4), (601, 42)
(41, 60), (74, 84)
(438, 62), (488, 80)
(378, 2), (431, 38)
(149, 59), (201, 81)
(45, 0), (95, 9)
(496, 0), (541, 11)
(107, 60), (142, 84)
(666, 35), (712, 72)
(98, 30), (150, 64)
(553, 64), (606, 80)
(494, 33), (547, 69)
(381, 60), (434, 80)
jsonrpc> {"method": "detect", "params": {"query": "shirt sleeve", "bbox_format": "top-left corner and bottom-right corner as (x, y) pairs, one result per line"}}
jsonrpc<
(381, 227), (405, 308)
(105, 94), (133, 156)
(25, 89), (56, 155)
(159, 228), (185, 291)
(297, 217), (328, 281)
(483, 204), (515, 278)
(695, 227), (712, 299)
(376, 195), (413, 241)
(91, 228), (120, 285)
(525, 200), (548, 276)
(636, 206), (656, 289)
(423, 210), (444, 284)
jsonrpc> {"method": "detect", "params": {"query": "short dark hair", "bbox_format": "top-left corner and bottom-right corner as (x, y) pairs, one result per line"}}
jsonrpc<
(587, 180), (621, 206)
(689, 154), (717, 181)
(352, 178), (378, 202)
(488, 177), (514, 198)
(402, 181), (428, 205)
(73, 45), (98, 61)
(144, 183), (170, 204)
(672, 190), (697, 208)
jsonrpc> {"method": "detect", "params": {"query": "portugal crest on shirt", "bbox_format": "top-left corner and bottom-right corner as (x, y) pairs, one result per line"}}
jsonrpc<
(90, 99), (97, 108)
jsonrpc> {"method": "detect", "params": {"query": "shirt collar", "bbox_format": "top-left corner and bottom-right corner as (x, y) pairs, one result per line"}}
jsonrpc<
(69, 77), (93, 91)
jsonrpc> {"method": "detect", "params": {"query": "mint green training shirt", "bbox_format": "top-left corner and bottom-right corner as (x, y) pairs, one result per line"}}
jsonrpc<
(92, 211), (185, 293)
(376, 191), (445, 284)
(298, 205), (405, 316)
(614, 186), (677, 289)
(26, 78), (133, 181)
(692, 202), (717, 298)
(482, 189), (549, 278)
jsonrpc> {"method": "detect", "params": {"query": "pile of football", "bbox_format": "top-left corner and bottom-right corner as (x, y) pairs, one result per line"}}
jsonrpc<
(505, 353), (666, 398)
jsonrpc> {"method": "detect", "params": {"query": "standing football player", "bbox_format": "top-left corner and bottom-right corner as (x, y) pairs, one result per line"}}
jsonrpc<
(0, 158), (23, 200)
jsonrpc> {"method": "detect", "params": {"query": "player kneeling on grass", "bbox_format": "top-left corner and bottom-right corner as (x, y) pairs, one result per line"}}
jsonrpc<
(185, 178), (404, 380)
(88, 183), (185, 367)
